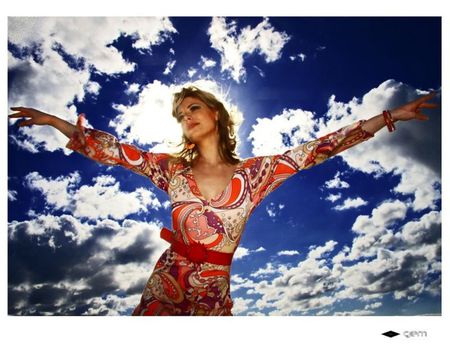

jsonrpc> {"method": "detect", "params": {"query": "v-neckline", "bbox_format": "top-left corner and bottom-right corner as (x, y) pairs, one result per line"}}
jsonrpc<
(188, 160), (243, 203)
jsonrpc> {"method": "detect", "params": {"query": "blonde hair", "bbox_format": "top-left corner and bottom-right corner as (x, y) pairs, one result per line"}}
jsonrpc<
(170, 85), (240, 167)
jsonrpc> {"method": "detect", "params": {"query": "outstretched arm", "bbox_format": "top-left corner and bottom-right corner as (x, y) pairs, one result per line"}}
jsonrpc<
(8, 107), (174, 194)
(361, 91), (438, 135)
(246, 91), (439, 211)
(9, 107), (78, 138)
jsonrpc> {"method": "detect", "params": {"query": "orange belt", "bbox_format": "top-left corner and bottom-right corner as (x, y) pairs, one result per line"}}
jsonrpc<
(160, 227), (234, 266)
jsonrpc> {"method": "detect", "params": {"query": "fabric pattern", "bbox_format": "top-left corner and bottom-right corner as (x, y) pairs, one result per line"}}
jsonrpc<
(66, 114), (374, 315)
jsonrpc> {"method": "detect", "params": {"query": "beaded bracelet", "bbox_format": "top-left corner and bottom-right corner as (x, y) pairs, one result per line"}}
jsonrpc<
(383, 110), (396, 132)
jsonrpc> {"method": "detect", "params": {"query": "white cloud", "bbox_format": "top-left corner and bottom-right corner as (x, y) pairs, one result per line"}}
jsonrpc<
(307, 240), (337, 259)
(347, 200), (408, 260)
(401, 210), (441, 246)
(231, 297), (255, 315)
(333, 309), (375, 316)
(247, 79), (441, 212)
(200, 55), (217, 69)
(231, 206), (440, 315)
(124, 82), (141, 95)
(8, 190), (18, 201)
(265, 202), (285, 218)
(289, 53), (306, 62)
(163, 59), (176, 75)
(234, 245), (265, 260)
(8, 17), (177, 154)
(109, 79), (244, 154)
(251, 262), (285, 278)
(207, 17), (290, 82)
(187, 67), (197, 78)
(8, 213), (92, 244)
(249, 242), (338, 315)
(234, 246), (250, 259)
(325, 193), (342, 203)
(277, 250), (300, 256)
(25, 171), (162, 220)
(8, 50), (92, 154)
(9, 17), (177, 74)
(248, 108), (316, 156)
(324, 171), (350, 189)
(365, 302), (382, 310)
(252, 65), (265, 77)
(83, 294), (142, 316)
(8, 213), (170, 315)
(85, 81), (101, 95)
(333, 197), (368, 211)
(25, 171), (81, 209)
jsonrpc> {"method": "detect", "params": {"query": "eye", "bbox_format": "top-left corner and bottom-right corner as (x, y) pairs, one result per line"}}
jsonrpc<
(176, 105), (200, 122)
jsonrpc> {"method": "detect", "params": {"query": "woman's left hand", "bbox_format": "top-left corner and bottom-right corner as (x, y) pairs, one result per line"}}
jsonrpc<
(391, 91), (439, 122)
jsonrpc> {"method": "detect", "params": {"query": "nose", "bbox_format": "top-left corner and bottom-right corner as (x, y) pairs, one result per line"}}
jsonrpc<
(182, 111), (194, 123)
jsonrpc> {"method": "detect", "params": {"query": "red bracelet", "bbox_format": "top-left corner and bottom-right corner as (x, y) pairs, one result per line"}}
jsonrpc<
(383, 110), (395, 132)
(387, 110), (396, 131)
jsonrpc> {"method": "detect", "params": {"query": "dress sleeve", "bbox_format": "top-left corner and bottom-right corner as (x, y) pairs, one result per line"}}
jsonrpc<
(246, 119), (374, 210)
(65, 113), (173, 194)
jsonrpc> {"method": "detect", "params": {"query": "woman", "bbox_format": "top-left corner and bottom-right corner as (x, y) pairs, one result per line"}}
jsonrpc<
(8, 86), (438, 315)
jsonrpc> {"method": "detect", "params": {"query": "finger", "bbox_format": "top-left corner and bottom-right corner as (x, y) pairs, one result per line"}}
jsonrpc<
(418, 91), (437, 102)
(18, 120), (34, 127)
(8, 112), (25, 118)
(416, 112), (429, 121)
(418, 102), (439, 109)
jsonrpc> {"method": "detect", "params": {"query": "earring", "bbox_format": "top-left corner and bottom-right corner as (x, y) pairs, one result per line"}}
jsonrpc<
(185, 142), (196, 150)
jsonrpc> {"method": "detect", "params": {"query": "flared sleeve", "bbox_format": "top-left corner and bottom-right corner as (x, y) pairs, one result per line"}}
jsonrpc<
(246, 119), (374, 209)
(65, 113), (173, 194)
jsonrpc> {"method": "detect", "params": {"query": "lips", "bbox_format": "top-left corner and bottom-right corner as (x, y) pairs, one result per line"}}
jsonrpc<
(187, 123), (199, 130)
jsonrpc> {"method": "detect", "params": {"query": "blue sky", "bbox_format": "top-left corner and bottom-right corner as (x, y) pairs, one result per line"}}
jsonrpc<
(7, 16), (441, 316)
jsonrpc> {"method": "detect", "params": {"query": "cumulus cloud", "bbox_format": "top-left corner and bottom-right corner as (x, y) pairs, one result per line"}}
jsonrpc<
(8, 214), (168, 315)
(229, 202), (440, 315)
(234, 245), (266, 260)
(8, 190), (18, 201)
(207, 17), (290, 82)
(200, 55), (217, 70)
(325, 193), (342, 203)
(277, 250), (300, 256)
(163, 59), (176, 75)
(333, 197), (368, 211)
(25, 171), (162, 221)
(348, 200), (408, 260)
(289, 53), (307, 62)
(251, 262), (286, 278)
(124, 82), (141, 95)
(252, 65), (265, 77)
(8, 17), (177, 154)
(247, 79), (441, 211)
(8, 49), (92, 153)
(187, 67), (197, 78)
(248, 108), (316, 156)
(231, 297), (255, 315)
(9, 17), (177, 74)
(265, 202), (285, 219)
(109, 79), (244, 154)
(324, 171), (350, 189)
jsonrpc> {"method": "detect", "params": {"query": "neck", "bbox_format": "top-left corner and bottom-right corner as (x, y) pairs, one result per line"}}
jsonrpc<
(194, 134), (225, 166)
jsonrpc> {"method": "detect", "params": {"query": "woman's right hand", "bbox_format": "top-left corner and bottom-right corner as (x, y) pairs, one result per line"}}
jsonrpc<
(8, 107), (55, 128)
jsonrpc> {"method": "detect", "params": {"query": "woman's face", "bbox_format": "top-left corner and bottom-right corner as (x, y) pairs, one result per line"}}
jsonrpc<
(176, 96), (218, 143)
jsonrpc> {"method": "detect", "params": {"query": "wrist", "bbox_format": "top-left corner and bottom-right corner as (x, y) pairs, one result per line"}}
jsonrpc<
(45, 114), (59, 126)
(389, 108), (401, 122)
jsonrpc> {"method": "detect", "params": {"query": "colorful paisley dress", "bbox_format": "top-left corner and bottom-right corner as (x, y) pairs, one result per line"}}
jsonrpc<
(66, 114), (374, 316)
